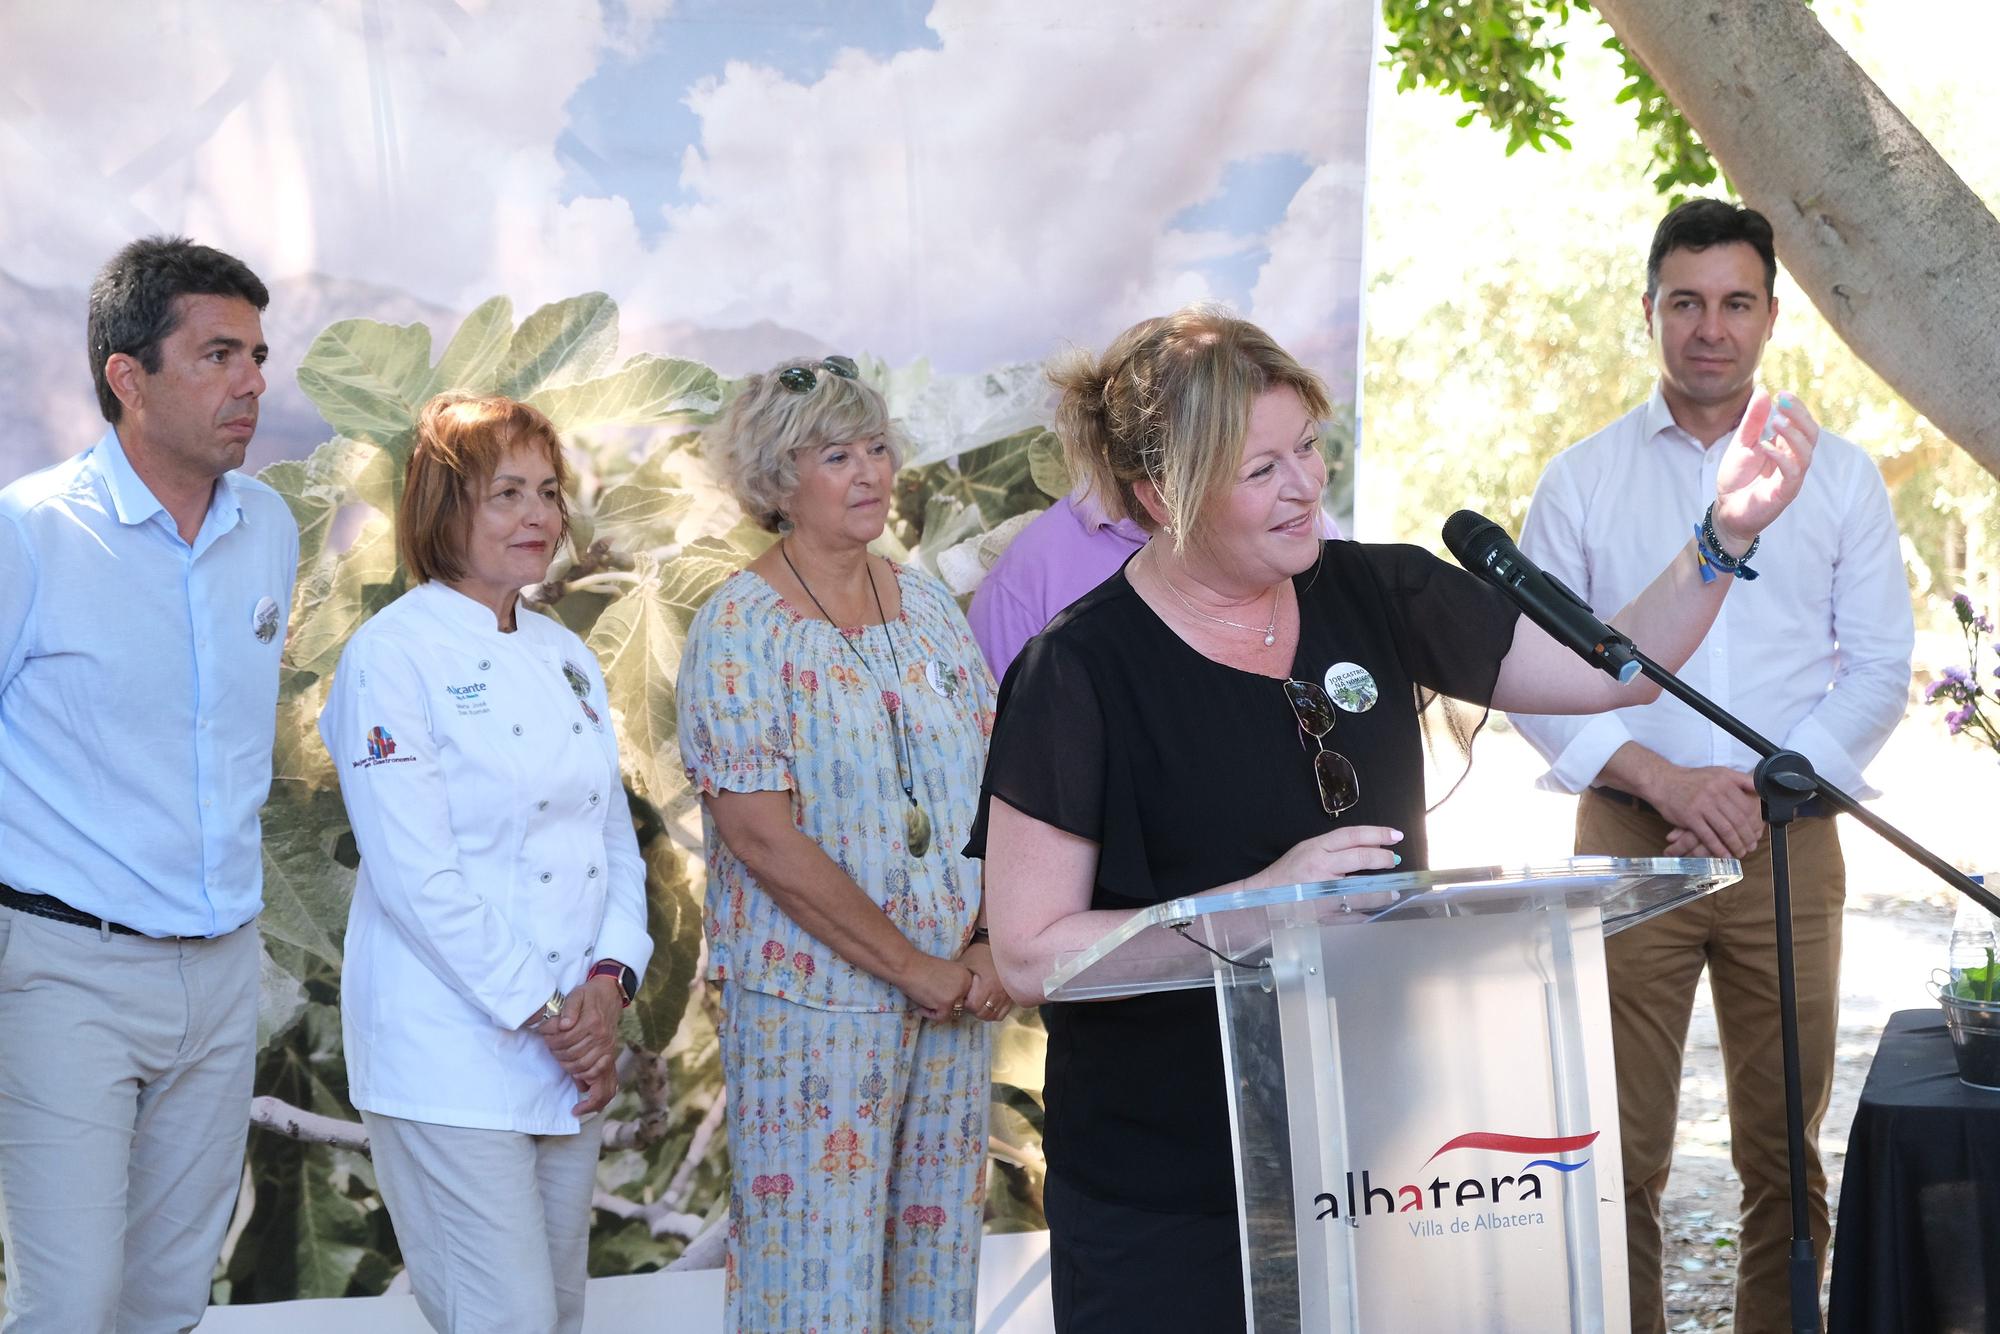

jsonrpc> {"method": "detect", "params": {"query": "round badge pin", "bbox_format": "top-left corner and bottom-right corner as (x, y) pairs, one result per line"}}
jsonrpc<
(1321, 661), (1378, 713)
(251, 596), (280, 644)
(925, 659), (959, 700)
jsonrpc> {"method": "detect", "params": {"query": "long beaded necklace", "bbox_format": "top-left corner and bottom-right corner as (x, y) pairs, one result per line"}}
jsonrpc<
(779, 540), (933, 858)
(1153, 548), (1280, 646)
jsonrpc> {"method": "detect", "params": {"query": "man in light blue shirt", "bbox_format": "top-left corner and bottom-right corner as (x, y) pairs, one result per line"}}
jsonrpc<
(0, 236), (298, 1331)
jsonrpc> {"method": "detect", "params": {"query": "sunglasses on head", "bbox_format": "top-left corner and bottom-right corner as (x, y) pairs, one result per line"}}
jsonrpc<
(777, 355), (860, 394)
(1283, 679), (1361, 818)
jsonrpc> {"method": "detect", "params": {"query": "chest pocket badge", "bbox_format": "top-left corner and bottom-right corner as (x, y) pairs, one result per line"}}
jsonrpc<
(252, 596), (280, 644)
(562, 659), (603, 728)
(925, 659), (959, 700)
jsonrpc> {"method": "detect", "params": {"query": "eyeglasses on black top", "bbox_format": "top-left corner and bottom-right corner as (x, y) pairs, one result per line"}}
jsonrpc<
(1283, 678), (1361, 818)
(777, 355), (860, 394)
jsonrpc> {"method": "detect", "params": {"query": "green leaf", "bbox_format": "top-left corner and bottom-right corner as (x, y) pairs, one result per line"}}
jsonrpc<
(258, 947), (309, 1049)
(259, 792), (352, 968)
(292, 1146), (376, 1297)
(259, 437), (397, 573)
(589, 438), (708, 557)
(587, 541), (750, 808)
(286, 518), (401, 682)
(295, 320), (434, 457)
(632, 833), (704, 1050)
(1025, 428), (1071, 500)
(527, 355), (723, 433)
(498, 293), (619, 401)
(426, 295), (515, 398)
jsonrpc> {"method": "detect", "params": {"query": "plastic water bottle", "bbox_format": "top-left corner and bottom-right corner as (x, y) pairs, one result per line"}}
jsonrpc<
(1949, 875), (2000, 1002)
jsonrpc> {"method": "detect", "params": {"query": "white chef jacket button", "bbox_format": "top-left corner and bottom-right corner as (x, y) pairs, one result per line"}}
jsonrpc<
(586, 865), (599, 879)
(571, 721), (583, 735)
(537, 800), (550, 812)
(479, 659), (492, 671)
(547, 950), (560, 963)
(589, 791), (600, 806)
(540, 871), (553, 884)
(512, 724), (524, 737)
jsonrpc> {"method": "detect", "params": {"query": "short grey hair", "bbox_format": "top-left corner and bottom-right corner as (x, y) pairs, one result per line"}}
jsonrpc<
(707, 359), (904, 532)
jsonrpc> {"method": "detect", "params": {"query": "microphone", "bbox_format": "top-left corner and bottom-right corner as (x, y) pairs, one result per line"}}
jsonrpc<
(1442, 509), (1642, 685)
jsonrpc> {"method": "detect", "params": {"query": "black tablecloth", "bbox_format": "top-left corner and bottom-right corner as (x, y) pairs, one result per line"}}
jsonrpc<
(1827, 1008), (2000, 1333)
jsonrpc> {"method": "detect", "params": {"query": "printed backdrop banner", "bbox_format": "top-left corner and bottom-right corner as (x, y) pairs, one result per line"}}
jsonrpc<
(0, 0), (1374, 524)
(0, 0), (1376, 1308)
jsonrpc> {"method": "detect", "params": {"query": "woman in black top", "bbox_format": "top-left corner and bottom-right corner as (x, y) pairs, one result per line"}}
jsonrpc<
(966, 307), (1817, 1332)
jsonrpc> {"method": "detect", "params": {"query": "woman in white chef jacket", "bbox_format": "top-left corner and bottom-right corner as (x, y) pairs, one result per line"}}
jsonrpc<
(319, 393), (652, 1334)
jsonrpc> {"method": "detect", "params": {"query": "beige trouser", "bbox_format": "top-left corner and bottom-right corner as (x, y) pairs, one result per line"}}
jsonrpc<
(0, 907), (260, 1333)
(362, 1110), (604, 1334)
(1578, 789), (1845, 1334)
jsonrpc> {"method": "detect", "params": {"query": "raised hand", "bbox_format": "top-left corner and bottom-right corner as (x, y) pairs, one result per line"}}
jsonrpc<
(1712, 388), (1817, 549)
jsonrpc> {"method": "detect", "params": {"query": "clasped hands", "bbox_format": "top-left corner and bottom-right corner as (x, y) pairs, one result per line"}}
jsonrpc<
(538, 974), (626, 1116)
(904, 938), (1014, 1025)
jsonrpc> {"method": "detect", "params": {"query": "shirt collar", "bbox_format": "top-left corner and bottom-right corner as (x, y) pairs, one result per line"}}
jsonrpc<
(89, 427), (249, 535)
(1067, 487), (1150, 543)
(1643, 381), (1742, 453)
(416, 579), (528, 639)
(89, 428), (166, 527)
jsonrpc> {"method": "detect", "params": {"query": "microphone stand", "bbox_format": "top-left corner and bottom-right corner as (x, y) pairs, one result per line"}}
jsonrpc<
(1625, 646), (2000, 1334)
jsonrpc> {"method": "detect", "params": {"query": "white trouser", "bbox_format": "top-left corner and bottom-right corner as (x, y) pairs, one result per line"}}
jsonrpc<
(0, 907), (260, 1333)
(362, 1111), (604, 1334)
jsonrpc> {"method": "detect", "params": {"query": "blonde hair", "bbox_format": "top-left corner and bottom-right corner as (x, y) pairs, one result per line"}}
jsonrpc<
(1050, 306), (1331, 553)
(399, 393), (571, 584)
(707, 359), (903, 532)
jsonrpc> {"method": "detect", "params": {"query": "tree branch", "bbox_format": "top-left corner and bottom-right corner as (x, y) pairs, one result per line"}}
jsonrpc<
(662, 1092), (726, 1209)
(591, 1188), (706, 1242)
(664, 1215), (729, 1272)
(602, 1046), (675, 1151)
(250, 1095), (372, 1151)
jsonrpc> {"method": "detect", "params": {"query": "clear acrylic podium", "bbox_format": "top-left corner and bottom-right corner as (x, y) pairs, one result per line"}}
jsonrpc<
(1044, 857), (1740, 1334)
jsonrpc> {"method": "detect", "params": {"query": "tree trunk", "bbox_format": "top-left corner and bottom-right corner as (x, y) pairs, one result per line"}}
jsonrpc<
(1592, 0), (2000, 479)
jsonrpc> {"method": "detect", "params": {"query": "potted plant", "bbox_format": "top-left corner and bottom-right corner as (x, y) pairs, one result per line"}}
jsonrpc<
(1924, 592), (2000, 1089)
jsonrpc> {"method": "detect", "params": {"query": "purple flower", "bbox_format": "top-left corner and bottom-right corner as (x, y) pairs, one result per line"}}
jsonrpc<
(1946, 705), (1973, 735)
(1954, 592), (1975, 623)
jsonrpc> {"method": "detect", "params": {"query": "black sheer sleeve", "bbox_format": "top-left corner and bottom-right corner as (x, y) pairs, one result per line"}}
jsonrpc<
(963, 631), (1106, 857)
(1367, 543), (1522, 707)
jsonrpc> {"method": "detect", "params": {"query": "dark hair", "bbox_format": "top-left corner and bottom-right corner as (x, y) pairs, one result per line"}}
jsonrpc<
(1646, 199), (1777, 300)
(87, 236), (270, 424)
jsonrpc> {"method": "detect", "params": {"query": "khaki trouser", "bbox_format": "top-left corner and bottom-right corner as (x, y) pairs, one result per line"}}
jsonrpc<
(362, 1111), (604, 1334)
(1578, 789), (1845, 1334)
(0, 908), (261, 1333)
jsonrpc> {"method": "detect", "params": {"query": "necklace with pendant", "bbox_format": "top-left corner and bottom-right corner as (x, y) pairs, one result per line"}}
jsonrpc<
(780, 540), (933, 858)
(1155, 552), (1280, 646)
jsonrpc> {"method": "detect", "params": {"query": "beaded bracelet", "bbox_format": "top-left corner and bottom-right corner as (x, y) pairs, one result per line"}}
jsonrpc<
(1693, 502), (1761, 583)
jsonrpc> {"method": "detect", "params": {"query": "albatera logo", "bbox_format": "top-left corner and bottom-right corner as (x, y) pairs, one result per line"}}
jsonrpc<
(1312, 1130), (1597, 1231)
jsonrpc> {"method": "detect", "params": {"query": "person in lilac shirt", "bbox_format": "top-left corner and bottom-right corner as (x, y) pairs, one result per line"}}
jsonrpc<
(968, 486), (1340, 681)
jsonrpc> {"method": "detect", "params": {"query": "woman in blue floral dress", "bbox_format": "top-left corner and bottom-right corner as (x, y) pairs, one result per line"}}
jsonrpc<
(678, 356), (1006, 1332)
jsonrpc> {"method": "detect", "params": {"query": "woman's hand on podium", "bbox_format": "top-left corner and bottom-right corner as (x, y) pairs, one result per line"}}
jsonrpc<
(1240, 825), (1403, 892)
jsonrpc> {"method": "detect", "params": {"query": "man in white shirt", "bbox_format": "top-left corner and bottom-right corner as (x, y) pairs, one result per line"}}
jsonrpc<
(1511, 200), (1911, 1334)
(0, 237), (297, 1330)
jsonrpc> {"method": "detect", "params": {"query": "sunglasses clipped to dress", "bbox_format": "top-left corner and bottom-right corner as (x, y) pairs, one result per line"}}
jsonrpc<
(1284, 679), (1361, 818)
(777, 355), (860, 394)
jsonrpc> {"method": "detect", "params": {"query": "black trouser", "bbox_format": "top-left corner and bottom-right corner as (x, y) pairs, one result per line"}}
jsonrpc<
(1045, 1171), (1246, 1333)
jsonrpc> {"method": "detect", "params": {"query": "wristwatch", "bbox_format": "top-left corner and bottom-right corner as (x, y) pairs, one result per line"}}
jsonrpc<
(589, 959), (639, 1008)
(524, 987), (566, 1030)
